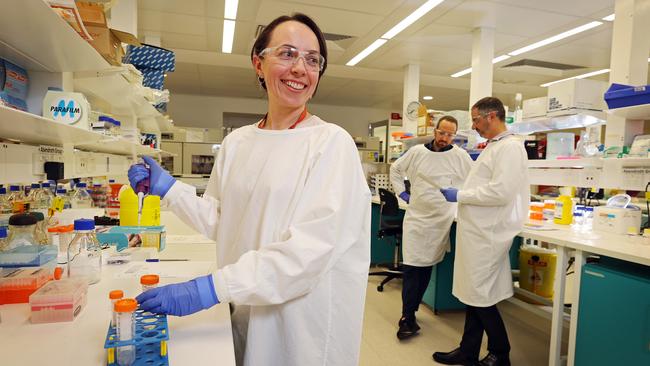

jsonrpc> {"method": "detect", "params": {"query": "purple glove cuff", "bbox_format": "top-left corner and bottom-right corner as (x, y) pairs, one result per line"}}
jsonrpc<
(193, 274), (219, 309)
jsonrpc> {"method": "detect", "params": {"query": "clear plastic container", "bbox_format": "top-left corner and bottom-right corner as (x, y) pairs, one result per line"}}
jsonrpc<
(140, 274), (159, 291)
(6, 213), (38, 251)
(115, 298), (138, 366)
(67, 219), (102, 285)
(0, 267), (51, 304)
(29, 278), (88, 323)
(109, 289), (124, 327)
(71, 183), (94, 209)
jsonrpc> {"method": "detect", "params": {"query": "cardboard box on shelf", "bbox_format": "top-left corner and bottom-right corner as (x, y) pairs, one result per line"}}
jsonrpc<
(76, 1), (140, 66)
(84, 26), (140, 66)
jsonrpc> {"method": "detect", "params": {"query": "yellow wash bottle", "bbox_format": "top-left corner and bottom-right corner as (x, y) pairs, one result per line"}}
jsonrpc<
(553, 195), (573, 225)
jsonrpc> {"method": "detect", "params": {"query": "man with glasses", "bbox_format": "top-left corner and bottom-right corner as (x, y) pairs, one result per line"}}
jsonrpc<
(435, 97), (529, 366)
(390, 115), (473, 340)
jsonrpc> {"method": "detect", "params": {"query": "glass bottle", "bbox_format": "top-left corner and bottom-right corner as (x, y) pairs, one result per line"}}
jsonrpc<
(0, 187), (12, 228)
(56, 189), (71, 209)
(29, 212), (49, 245)
(26, 183), (42, 209)
(8, 185), (26, 213)
(0, 226), (8, 251)
(71, 183), (93, 209)
(67, 218), (102, 285)
(39, 182), (55, 210)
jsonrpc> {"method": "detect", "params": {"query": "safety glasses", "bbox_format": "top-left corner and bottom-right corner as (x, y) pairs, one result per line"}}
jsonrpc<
(258, 45), (325, 72)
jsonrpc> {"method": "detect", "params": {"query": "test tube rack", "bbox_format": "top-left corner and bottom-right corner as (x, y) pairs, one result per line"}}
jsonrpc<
(104, 308), (170, 366)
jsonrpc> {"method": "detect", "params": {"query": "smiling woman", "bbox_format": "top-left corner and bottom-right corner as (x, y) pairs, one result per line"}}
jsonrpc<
(127, 12), (372, 366)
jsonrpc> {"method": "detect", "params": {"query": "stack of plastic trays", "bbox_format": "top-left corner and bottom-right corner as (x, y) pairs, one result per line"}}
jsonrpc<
(0, 245), (57, 267)
(104, 309), (170, 366)
(0, 267), (51, 304)
(29, 278), (88, 323)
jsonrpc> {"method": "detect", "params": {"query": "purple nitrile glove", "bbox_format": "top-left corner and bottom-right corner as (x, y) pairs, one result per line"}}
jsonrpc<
(440, 187), (458, 202)
(398, 191), (410, 203)
(136, 274), (220, 317)
(127, 156), (175, 198)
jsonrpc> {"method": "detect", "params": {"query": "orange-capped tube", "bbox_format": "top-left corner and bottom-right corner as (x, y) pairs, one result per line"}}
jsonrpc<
(140, 274), (160, 291)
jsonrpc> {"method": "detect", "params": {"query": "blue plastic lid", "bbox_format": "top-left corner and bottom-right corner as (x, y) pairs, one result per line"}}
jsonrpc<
(9, 185), (19, 191)
(42, 182), (51, 188)
(77, 182), (87, 188)
(74, 219), (95, 231)
(93, 183), (102, 187)
(114, 121), (121, 126)
(0, 227), (6, 238)
(585, 207), (594, 212)
(31, 183), (40, 188)
(0, 187), (5, 194)
(99, 116), (112, 122)
(56, 189), (67, 194)
(109, 179), (115, 183)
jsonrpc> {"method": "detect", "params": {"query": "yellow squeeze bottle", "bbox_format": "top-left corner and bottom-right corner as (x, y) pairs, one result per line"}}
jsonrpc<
(553, 195), (573, 225)
(119, 187), (160, 226)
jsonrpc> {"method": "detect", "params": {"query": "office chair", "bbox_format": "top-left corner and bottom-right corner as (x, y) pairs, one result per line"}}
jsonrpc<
(369, 188), (404, 292)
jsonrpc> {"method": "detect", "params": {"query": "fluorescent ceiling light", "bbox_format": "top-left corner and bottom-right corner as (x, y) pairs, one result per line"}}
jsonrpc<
(451, 67), (472, 78)
(602, 14), (615, 21)
(423, 96), (433, 100)
(575, 68), (611, 79)
(381, 0), (445, 39)
(492, 55), (511, 64)
(509, 21), (603, 56)
(222, 20), (236, 54)
(224, 0), (239, 20)
(346, 39), (388, 66)
(540, 69), (610, 87)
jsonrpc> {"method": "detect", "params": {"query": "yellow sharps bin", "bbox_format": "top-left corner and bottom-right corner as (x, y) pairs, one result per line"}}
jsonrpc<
(518, 244), (557, 299)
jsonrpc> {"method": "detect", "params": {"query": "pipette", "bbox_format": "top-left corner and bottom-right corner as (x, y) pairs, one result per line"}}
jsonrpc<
(134, 160), (150, 226)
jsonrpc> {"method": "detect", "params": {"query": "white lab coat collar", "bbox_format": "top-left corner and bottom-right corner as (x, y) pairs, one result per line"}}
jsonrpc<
(488, 130), (514, 143)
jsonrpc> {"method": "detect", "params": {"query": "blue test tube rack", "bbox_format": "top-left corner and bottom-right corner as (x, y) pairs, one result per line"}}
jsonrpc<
(104, 308), (170, 366)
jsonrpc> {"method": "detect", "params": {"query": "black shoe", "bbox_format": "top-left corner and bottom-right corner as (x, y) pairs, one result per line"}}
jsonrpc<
(396, 317), (421, 340)
(432, 347), (478, 366)
(479, 353), (510, 366)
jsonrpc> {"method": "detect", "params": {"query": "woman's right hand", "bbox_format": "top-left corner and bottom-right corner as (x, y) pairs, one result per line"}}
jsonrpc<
(128, 156), (176, 198)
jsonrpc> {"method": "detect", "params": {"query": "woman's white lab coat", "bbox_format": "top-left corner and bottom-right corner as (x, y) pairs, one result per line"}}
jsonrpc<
(390, 145), (473, 266)
(454, 134), (529, 307)
(163, 116), (371, 366)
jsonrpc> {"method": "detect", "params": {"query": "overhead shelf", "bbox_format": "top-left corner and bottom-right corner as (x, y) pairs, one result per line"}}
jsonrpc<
(528, 158), (603, 168)
(508, 112), (606, 135)
(0, 1), (173, 134)
(0, 106), (165, 156)
(605, 104), (650, 120)
(0, 0), (109, 72)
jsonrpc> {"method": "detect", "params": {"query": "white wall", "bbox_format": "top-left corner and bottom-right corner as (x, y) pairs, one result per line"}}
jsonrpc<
(167, 93), (392, 139)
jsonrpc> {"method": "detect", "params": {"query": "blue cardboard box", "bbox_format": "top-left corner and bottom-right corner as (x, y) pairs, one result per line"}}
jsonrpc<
(123, 44), (175, 72)
(0, 59), (28, 111)
(140, 67), (165, 90)
(604, 83), (650, 109)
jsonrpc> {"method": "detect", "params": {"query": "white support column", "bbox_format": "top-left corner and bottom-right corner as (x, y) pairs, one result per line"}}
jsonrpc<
(402, 63), (420, 134)
(108, 0), (138, 36)
(605, 0), (650, 147)
(469, 27), (495, 109)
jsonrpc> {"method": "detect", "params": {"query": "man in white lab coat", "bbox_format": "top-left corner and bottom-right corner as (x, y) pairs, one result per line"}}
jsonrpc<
(389, 116), (473, 340)
(435, 97), (529, 366)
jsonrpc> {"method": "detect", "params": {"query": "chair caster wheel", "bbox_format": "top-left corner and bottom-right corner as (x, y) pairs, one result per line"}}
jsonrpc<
(377, 285), (383, 292)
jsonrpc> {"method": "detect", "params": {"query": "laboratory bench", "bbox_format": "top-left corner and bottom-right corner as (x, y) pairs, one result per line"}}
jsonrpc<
(0, 238), (236, 366)
(519, 223), (650, 366)
(371, 196), (650, 365)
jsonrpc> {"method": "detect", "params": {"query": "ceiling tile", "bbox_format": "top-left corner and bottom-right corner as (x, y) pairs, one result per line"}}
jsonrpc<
(138, 0), (207, 16)
(139, 10), (208, 36)
(286, 0), (404, 16)
(489, 0), (614, 17)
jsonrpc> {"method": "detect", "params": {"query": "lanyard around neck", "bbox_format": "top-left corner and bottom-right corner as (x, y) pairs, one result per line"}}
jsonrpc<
(259, 108), (308, 129)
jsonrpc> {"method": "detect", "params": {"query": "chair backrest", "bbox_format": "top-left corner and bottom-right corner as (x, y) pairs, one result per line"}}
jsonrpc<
(378, 188), (400, 217)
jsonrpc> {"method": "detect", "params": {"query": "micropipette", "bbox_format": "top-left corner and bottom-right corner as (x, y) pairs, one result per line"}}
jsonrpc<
(134, 160), (150, 226)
